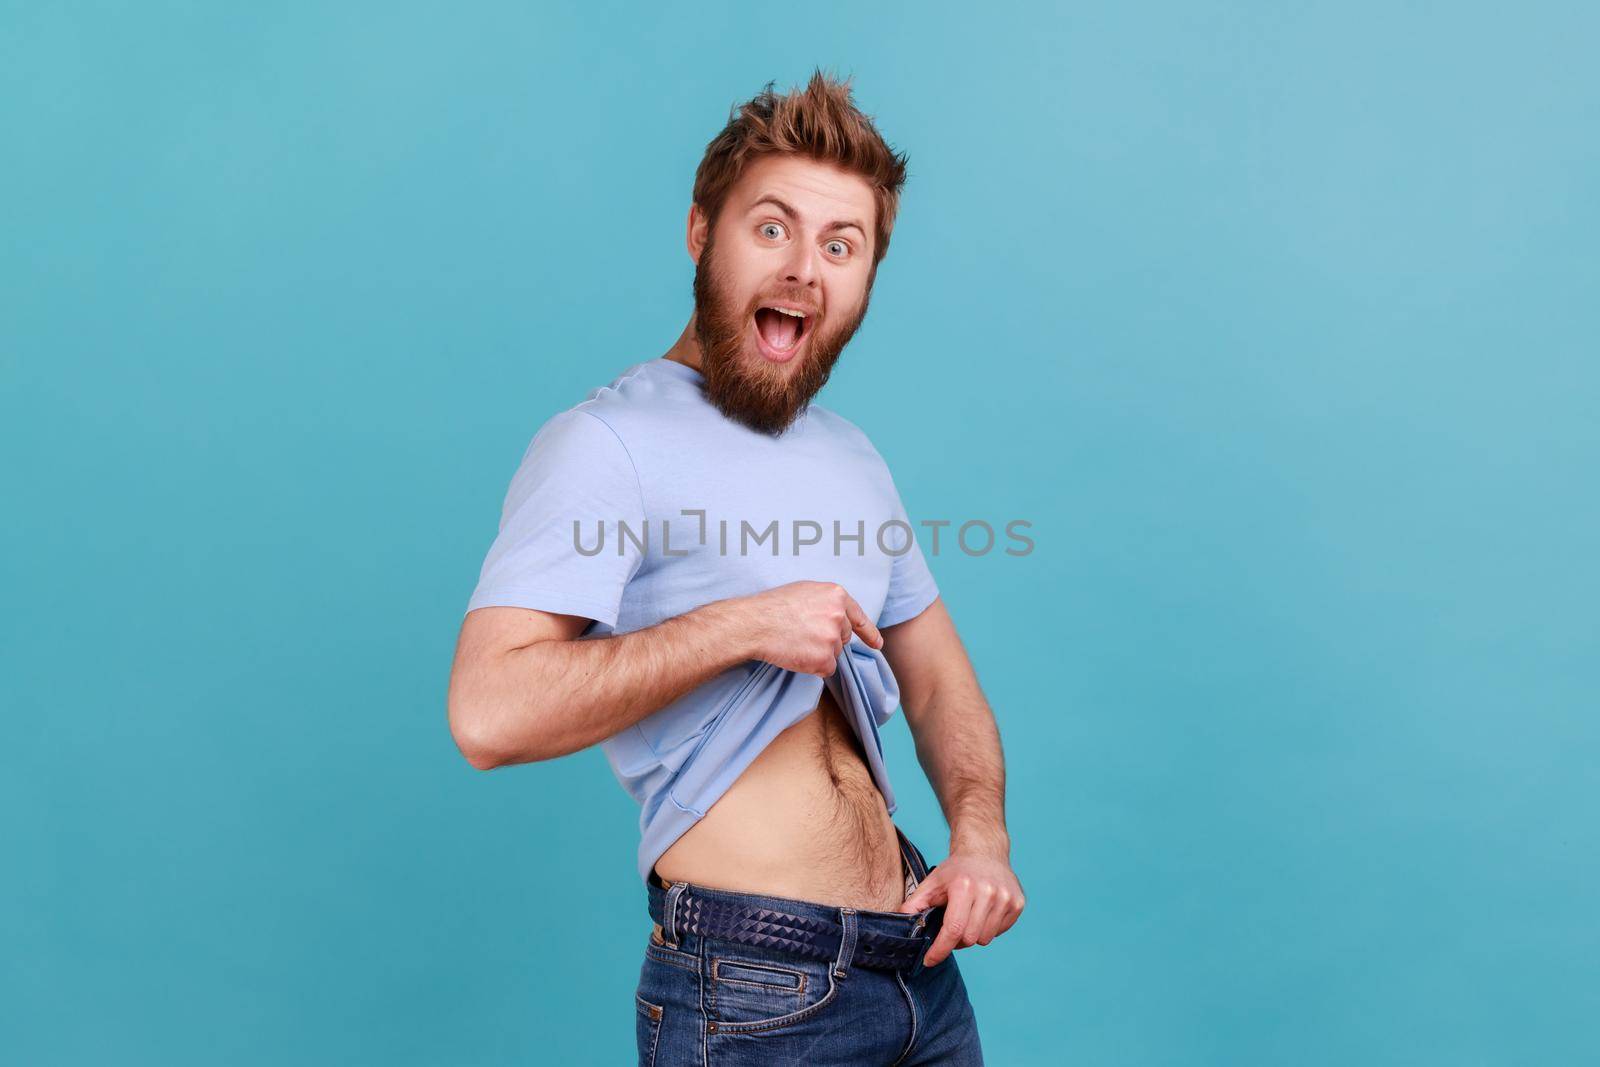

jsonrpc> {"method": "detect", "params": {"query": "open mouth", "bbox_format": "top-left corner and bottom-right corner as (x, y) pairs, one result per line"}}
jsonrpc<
(752, 305), (811, 362)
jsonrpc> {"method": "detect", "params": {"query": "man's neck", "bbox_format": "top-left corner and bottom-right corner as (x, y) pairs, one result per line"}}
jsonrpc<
(662, 318), (703, 373)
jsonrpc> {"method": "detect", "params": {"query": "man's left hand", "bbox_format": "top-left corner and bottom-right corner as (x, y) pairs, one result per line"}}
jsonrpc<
(896, 849), (1025, 967)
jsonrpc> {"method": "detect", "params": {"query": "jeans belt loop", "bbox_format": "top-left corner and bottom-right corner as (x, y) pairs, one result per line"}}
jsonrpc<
(662, 882), (689, 947)
(832, 907), (859, 980)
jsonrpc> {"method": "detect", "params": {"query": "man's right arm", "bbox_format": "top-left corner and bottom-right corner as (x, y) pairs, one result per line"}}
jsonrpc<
(447, 581), (883, 770)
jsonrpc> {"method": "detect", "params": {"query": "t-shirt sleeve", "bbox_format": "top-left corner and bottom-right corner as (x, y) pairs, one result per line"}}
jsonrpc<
(465, 409), (646, 629)
(876, 470), (941, 629)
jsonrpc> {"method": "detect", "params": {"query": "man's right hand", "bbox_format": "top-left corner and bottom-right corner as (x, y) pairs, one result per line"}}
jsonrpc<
(736, 580), (884, 678)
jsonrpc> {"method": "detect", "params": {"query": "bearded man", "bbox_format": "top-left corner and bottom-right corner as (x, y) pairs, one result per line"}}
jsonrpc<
(448, 69), (1023, 1066)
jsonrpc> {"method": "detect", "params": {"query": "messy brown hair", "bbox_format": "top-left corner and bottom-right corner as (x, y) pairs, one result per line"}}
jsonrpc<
(691, 68), (910, 271)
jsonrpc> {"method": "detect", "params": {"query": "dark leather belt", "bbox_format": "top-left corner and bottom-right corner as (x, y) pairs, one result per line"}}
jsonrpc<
(646, 886), (942, 972)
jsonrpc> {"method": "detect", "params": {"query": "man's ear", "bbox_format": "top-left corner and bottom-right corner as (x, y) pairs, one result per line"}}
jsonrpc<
(686, 203), (709, 263)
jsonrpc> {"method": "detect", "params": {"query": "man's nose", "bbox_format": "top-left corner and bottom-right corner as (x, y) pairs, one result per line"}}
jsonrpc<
(782, 241), (821, 288)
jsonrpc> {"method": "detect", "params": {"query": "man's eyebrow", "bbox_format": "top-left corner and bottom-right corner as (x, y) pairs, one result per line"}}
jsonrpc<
(748, 194), (867, 239)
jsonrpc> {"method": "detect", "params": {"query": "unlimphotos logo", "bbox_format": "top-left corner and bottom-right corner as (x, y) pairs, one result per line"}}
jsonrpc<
(571, 509), (1034, 558)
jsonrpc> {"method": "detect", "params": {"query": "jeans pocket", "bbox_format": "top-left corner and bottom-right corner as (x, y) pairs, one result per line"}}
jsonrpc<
(635, 993), (663, 1066)
(706, 951), (840, 1033)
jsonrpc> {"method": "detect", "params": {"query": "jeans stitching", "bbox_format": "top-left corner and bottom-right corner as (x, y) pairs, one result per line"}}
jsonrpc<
(706, 976), (840, 1035)
(635, 993), (663, 1067)
(647, 943), (699, 972)
(711, 957), (807, 995)
(891, 970), (918, 1066)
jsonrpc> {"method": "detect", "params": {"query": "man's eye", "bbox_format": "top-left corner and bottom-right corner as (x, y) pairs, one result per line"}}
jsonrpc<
(826, 240), (850, 257)
(760, 222), (784, 239)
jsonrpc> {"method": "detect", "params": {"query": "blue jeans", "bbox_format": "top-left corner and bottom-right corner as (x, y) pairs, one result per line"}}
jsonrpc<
(636, 826), (984, 1065)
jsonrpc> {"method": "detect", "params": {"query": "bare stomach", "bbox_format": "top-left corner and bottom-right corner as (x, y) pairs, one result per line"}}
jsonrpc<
(651, 684), (907, 912)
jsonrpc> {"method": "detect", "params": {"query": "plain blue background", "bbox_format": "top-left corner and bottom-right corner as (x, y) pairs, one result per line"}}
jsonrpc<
(4, 3), (1596, 1064)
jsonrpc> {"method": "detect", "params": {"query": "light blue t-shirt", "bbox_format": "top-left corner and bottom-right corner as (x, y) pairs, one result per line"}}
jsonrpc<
(466, 356), (941, 883)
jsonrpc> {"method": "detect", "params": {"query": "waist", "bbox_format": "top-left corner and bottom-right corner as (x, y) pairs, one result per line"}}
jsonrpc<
(646, 825), (943, 974)
(651, 687), (904, 908)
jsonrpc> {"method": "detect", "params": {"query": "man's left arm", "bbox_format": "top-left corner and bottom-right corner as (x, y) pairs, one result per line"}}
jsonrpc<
(882, 596), (1026, 966)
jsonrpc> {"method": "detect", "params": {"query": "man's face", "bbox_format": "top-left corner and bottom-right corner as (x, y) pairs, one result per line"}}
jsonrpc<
(691, 154), (880, 435)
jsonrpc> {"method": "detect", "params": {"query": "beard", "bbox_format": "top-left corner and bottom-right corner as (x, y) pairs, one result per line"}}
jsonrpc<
(691, 228), (874, 436)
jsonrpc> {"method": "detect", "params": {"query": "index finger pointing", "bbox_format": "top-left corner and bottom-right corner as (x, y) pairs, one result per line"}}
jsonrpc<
(843, 594), (883, 649)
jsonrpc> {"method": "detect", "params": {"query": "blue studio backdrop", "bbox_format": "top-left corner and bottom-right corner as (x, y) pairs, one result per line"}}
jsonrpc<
(3, 3), (1596, 1064)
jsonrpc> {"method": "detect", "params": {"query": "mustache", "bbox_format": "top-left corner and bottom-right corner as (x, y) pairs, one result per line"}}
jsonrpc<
(749, 292), (821, 317)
